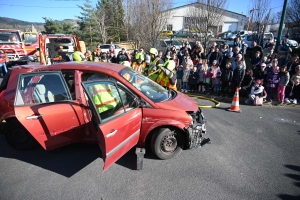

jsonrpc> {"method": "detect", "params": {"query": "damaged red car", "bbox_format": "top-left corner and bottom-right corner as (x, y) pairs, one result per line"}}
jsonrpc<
(0, 62), (209, 171)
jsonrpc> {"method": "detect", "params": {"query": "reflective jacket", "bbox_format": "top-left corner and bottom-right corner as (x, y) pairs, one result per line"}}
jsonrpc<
(148, 57), (163, 81)
(89, 84), (118, 113)
(132, 62), (146, 74)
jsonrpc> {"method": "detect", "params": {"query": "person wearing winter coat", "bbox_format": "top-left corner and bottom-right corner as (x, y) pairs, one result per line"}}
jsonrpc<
(221, 61), (233, 97)
(188, 67), (200, 93)
(240, 69), (254, 98)
(181, 64), (191, 93)
(277, 65), (290, 105)
(254, 63), (268, 85)
(176, 65), (184, 91)
(197, 66), (206, 93)
(245, 79), (265, 105)
(231, 61), (245, 96)
(265, 59), (280, 102)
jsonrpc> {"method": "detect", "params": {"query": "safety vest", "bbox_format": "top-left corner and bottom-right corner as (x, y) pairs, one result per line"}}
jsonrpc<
(89, 84), (118, 113)
(156, 70), (177, 90)
(73, 51), (84, 61)
(132, 62), (146, 74)
(148, 57), (162, 81)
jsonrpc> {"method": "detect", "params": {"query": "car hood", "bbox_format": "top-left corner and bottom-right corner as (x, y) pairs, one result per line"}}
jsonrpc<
(155, 91), (199, 112)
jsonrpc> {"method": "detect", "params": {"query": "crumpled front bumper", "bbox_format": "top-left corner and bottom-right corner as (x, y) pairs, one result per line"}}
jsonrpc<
(187, 108), (210, 148)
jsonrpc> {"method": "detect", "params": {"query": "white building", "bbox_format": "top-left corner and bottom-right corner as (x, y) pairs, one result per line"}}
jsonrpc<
(164, 3), (248, 35)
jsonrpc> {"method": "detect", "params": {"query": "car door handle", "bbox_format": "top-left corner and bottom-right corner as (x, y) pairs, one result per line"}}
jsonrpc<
(26, 115), (43, 120)
(106, 130), (117, 138)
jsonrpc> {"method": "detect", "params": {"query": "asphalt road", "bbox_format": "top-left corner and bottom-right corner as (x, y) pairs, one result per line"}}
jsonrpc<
(0, 98), (300, 200)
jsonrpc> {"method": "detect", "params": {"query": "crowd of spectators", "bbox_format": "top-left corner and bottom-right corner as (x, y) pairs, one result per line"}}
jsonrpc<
(62, 37), (300, 106)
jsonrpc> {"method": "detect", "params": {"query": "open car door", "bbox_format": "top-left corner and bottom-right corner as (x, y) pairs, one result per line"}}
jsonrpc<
(82, 80), (142, 172)
(14, 71), (86, 150)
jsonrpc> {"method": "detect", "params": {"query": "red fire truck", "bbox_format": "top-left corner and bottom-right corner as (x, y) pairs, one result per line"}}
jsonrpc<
(0, 29), (29, 66)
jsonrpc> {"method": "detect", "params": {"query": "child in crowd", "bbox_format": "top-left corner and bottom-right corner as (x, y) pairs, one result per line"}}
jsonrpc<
(277, 65), (290, 106)
(182, 64), (190, 93)
(265, 59), (280, 103)
(176, 65), (184, 91)
(288, 66), (300, 104)
(210, 60), (221, 89)
(204, 68), (213, 94)
(198, 66), (205, 93)
(254, 63), (268, 85)
(201, 59), (209, 71)
(221, 61), (233, 97)
(213, 71), (222, 96)
(189, 67), (199, 93)
(245, 79), (265, 105)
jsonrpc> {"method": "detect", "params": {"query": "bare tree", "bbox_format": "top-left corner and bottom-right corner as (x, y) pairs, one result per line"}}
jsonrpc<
(124, 0), (173, 50)
(94, 0), (108, 43)
(286, 0), (300, 32)
(187, 0), (228, 52)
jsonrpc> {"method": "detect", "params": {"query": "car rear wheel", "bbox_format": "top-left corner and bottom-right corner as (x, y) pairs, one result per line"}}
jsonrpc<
(151, 128), (184, 160)
(4, 119), (37, 150)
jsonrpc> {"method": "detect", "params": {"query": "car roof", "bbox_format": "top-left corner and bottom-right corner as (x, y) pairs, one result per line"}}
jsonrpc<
(16, 62), (124, 75)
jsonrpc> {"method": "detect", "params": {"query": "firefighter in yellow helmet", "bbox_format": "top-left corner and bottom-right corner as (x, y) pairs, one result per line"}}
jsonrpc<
(73, 49), (86, 61)
(145, 48), (164, 81)
(132, 53), (146, 74)
(156, 59), (177, 90)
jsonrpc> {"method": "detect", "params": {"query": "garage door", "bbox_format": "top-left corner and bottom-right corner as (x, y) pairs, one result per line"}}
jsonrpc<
(222, 22), (238, 32)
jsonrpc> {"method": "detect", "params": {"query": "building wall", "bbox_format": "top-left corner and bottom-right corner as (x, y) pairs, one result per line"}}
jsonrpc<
(164, 4), (247, 34)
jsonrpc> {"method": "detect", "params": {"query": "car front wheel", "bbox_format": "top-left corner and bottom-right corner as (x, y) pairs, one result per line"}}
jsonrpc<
(151, 128), (184, 160)
(4, 119), (37, 150)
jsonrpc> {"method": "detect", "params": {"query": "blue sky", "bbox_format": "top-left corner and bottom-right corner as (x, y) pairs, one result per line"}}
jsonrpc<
(0, 0), (284, 23)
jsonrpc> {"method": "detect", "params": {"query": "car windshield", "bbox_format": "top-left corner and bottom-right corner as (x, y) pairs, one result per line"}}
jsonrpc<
(165, 40), (181, 46)
(0, 31), (21, 43)
(119, 67), (169, 103)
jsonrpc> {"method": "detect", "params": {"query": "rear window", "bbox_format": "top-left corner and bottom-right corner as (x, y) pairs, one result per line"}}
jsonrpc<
(100, 45), (112, 49)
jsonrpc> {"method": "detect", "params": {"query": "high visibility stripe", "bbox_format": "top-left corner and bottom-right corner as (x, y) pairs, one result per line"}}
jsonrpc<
(95, 98), (117, 108)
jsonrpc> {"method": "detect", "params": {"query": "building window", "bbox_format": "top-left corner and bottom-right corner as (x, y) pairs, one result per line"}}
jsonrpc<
(167, 24), (173, 31)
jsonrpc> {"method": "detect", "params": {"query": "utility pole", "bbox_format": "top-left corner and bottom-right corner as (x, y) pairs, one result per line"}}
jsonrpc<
(275, 0), (289, 52)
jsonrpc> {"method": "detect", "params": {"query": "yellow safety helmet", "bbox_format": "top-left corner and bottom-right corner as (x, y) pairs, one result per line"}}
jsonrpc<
(135, 52), (144, 61)
(149, 48), (158, 56)
(167, 60), (176, 71)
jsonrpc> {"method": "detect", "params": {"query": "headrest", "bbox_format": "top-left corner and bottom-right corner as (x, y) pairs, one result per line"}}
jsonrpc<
(35, 84), (46, 95)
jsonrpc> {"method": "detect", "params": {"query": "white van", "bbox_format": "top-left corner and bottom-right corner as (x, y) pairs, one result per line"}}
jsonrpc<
(241, 32), (274, 48)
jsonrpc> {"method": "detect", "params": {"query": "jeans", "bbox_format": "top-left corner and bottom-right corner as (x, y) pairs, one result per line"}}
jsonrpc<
(214, 84), (220, 95)
(176, 79), (182, 91)
(0, 62), (7, 76)
(182, 82), (189, 91)
(265, 86), (276, 100)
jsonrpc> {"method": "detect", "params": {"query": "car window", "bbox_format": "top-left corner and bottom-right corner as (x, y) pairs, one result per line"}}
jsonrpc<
(83, 81), (138, 122)
(119, 67), (169, 103)
(115, 45), (121, 49)
(100, 45), (111, 49)
(15, 72), (72, 105)
(62, 71), (75, 100)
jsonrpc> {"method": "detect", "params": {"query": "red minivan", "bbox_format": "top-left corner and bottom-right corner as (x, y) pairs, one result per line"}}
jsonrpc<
(0, 62), (209, 171)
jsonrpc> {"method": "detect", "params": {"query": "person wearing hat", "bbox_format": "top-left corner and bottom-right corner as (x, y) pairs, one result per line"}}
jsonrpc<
(220, 51), (234, 70)
(254, 62), (268, 86)
(278, 37), (292, 66)
(132, 53), (146, 74)
(93, 45), (103, 62)
(117, 48), (131, 64)
(156, 59), (177, 90)
(232, 54), (246, 71)
(245, 79), (265, 105)
(210, 59), (221, 89)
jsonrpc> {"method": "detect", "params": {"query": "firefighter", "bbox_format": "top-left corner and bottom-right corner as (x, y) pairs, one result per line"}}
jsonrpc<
(73, 50), (86, 61)
(156, 59), (177, 90)
(145, 48), (164, 81)
(132, 53), (146, 74)
(88, 83), (118, 115)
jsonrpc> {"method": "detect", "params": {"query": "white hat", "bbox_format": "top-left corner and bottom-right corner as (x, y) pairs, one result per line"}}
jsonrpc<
(261, 63), (266, 67)
(236, 54), (242, 58)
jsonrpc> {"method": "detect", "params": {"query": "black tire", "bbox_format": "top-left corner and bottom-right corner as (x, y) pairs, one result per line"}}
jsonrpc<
(4, 120), (37, 150)
(151, 128), (184, 160)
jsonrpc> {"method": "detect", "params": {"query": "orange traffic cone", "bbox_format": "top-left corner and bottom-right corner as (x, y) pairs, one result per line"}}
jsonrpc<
(228, 87), (241, 113)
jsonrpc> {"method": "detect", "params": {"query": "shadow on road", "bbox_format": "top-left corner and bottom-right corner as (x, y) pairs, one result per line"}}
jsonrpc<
(0, 135), (157, 177)
(277, 164), (300, 200)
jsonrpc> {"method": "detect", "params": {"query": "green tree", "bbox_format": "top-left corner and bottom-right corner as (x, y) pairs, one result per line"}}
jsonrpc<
(77, 0), (99, 50)
(42, 18), (75, 34)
